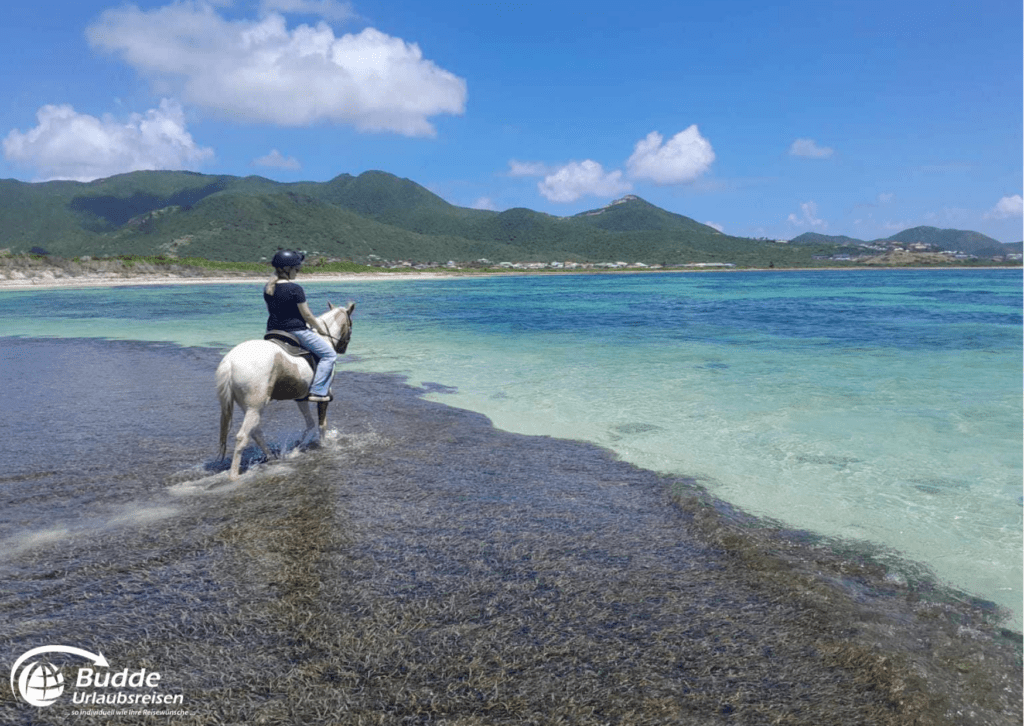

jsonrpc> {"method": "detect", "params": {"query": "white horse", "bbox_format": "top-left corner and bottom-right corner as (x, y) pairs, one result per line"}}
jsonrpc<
(216, 301), (355, 479)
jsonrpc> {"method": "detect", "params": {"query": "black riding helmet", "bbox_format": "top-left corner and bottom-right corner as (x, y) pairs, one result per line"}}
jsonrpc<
(271, 249), (304, 269)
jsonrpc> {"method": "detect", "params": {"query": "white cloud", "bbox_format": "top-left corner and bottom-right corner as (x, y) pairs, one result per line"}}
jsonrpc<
(538, 160), (631, 203)
(789, 138), (834, 158)
(507, 160), (549, 177)
(86, 3), (466, 136)
(470, 196), (497, 210)
(704, 221), (724, 233)
(626, 126), (715, 184)
(259, 0), (357, 22)
(877, 192), (894, 204)
(3, 99), (213, 181)
(252, 148), (301, 169)
(985, 194), (1023, 219)
(787, 201), (827, 229)
(513, 125), (713, 205)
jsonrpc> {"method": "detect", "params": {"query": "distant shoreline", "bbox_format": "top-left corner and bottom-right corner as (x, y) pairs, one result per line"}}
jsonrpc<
(0, 264), (1016, 292)
(0, 270), (448, 292)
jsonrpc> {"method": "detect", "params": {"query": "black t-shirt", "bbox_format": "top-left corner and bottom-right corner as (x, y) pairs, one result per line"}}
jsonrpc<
(264, 282), (307, 331)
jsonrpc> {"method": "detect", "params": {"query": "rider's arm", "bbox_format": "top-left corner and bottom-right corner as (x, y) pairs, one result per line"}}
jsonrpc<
(298, 302), (329, 337)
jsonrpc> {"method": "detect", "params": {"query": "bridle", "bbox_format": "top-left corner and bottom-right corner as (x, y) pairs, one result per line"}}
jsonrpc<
(319, 309), (350, 353)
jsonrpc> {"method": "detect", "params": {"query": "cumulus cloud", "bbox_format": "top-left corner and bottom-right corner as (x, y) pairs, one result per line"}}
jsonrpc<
(86, 2), (466, 136)
(787, 201), (827, 229)
(789, 138), (834, 158)
(626, 126), (715, 184)
(252, 148), (301, 169)
(513, 125), (713, 204)
(3, 99), (213, 181)
(538, 160), (631, 203)
(704, 221), (724, 233)
(985, 194), (1023, 219)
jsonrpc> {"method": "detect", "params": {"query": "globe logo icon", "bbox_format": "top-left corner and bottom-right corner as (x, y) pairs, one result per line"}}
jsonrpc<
(18, 661), (64, 707)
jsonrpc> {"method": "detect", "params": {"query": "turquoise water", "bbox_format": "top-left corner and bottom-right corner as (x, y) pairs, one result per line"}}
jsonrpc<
(2, 269), (1021, 627)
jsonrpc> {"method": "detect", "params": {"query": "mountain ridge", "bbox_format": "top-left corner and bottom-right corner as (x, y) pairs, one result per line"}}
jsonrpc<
(0, 170), (1016, 266)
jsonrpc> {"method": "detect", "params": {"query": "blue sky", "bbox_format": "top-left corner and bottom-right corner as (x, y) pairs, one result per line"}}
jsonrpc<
(1, 0), (1021, 242)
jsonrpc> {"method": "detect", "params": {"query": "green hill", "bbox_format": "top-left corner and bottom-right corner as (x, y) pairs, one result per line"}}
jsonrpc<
(788, 232), (866, 247)
(790, 227), (1016, 257)
(883, 227), (1009, 256)
(0, 169), (1014, 267)
(573, 195), (721, 235)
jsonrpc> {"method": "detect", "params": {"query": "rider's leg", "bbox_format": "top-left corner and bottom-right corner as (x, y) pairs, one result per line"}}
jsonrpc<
(292, 328), (337, 397)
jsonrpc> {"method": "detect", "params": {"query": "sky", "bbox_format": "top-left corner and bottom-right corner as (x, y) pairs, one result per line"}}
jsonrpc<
(1, 0), (1021, 242)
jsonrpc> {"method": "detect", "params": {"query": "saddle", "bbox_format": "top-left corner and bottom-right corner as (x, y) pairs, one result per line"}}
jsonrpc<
(264, 330), (317, 372)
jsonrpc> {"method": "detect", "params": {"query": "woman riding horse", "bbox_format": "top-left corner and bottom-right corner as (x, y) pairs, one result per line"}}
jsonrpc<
(264, 249), (336, 402)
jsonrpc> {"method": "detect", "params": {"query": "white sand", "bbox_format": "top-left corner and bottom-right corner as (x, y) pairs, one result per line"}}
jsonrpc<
(0, 270), (454, 292)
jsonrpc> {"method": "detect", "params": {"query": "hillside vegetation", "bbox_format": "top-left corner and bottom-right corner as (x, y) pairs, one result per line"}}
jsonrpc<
(789, 228), (1020, 258)
(0, 170), (1017, 268)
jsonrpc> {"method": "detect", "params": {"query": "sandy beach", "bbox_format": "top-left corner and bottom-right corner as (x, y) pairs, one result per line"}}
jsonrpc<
(0, 269), (451, 291)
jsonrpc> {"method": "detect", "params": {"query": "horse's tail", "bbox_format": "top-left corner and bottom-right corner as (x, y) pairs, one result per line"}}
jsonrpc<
(216, 355), (234, 460)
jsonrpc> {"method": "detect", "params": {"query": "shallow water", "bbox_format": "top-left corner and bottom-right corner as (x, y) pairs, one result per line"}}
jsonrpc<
(0, 337), (1019, 725)
(0, 268), (1020, 630)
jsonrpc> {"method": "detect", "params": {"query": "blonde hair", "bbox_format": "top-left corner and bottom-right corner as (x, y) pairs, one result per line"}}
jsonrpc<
(265, 267), (295, 296)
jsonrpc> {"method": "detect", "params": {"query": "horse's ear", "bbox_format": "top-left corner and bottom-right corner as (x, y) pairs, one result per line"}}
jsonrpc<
(327, 301), (334, 310)
(346, 301), (356, 314)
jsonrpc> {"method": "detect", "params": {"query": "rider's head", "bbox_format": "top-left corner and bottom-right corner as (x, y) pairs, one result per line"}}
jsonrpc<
(271, 249), (304, 271)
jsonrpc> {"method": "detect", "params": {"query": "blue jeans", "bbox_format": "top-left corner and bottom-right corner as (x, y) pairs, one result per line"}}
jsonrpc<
(291, 328), (337, 397)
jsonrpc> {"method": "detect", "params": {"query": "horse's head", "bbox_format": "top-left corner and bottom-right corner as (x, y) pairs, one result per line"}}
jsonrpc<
(320, 301), (355, 354)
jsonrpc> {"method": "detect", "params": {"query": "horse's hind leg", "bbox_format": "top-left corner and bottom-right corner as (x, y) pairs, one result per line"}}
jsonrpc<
(230, 405), (269, 479)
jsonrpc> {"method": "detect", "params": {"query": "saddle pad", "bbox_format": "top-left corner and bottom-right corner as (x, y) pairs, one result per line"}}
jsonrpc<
(265, 331), (315, 362)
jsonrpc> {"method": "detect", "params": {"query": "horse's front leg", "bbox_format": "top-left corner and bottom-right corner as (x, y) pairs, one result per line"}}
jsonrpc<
(317, 401), (329, 443)
(250, 425), (273, 461)
(296, 400), (319, 447)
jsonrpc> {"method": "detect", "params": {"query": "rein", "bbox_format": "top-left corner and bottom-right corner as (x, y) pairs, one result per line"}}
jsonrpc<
(318, 310), (349, 352)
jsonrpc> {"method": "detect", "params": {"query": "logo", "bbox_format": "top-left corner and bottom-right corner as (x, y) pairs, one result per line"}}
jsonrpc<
(20, 661), (63, 707)
(10, 646), (107, 707)
(9, 645), (185, 712)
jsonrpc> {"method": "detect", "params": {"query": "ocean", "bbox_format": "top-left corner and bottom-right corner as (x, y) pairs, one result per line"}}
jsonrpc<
(0, 267), (1020, 630)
